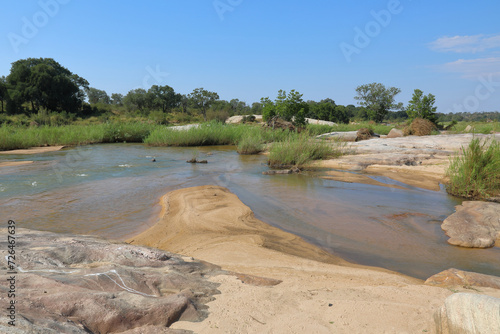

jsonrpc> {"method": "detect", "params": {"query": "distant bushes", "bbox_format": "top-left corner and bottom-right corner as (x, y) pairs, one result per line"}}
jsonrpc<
(446, 137), (500, 200)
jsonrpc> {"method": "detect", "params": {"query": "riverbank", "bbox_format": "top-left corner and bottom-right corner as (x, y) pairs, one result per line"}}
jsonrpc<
(314, 133), (500, 191)
(128, 185), (500, 333)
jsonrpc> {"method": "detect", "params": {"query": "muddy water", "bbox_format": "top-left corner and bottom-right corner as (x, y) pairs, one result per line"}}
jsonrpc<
(1, 144), (499, 279)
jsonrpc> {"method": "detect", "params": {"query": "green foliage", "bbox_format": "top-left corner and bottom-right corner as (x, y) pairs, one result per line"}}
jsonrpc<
(188, 88), (220, 121)
(268, 135), (342, 167)
(354, 83), (402, 123)
(86, 87), (110, 104)
(406, 89), (437, 124)
(260, 90), (309, 127)
(446, 137), (500, 199)
(148, 85), (181, 113)
(237, 132), (264, 154)
(6, 58), (89, 113)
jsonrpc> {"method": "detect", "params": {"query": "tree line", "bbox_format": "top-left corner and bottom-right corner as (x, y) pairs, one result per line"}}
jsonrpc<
(1, 58), (498, 126)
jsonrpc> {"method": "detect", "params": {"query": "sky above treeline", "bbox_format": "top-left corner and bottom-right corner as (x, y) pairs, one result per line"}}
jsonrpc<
(1, 0), (499, 113)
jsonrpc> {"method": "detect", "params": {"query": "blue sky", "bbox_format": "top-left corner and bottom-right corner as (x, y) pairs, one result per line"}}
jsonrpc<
(1, 0), (499, 113)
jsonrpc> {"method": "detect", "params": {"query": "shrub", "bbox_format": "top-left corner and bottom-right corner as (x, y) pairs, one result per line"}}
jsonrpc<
(405, 118), (437, 136)
(356, 127), (374, 141)
(268, 135), (342, 168)
(237, 132), (264, 154)
(446, 137), (500, 199)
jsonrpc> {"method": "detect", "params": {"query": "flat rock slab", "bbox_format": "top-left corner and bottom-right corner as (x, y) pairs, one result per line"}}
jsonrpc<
(441, 201), (500, 248)
(434, 293), (500, 334)
(425, 268), (500, 289)
(0, 228), (221, 333)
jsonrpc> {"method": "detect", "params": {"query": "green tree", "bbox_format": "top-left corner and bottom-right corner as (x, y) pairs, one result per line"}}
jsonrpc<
(188, 88), (219, 121)
(111, 93), (123, 106)
(123, 88), (148, 112)
(86, 87), (110, 104)
(148, 85), (181, 113)
(0, 76), (8, 113)
(261, 90), (309, 127)
(7, 58), (88, 113)
(354, 83), (402, 123)
(406, 89), (438, 124)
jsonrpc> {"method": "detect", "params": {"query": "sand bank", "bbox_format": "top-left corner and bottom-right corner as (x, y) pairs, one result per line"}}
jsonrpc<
(0, 145), (65, 155)
(0, 160), (33, 168)
(128, 185), (500, 333)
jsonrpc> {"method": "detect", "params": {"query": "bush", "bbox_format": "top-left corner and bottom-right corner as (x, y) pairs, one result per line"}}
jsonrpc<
(404, 118), (437, 136)
(446, 137), (500, 199)
(268, 135), (342, 168)
(356, 127), (373, 141)
(237, 132), (264, 154)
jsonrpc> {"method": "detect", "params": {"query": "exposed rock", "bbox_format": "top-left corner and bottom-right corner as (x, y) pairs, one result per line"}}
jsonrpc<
(464, 125), (474, 132)
(387, 128), (404, 138)
(316, 131), (358, 142)
(305, 118), (337, 126)
(434, 293), (500, 334)
(266, 116), (295, 131)
(0, 228), (221, 333)
(186, 158), (208, 164)
(226, 115), (263, 124)
(425, 268), (500, 289)
(169, 124), (200, 131)
(441, 201), (500, 248)
(262, 169), (292, 175)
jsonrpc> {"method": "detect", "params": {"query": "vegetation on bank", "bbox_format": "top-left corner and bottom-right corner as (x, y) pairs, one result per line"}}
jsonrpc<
(446, 137), (500, 200)
(268, 135), (343, 168)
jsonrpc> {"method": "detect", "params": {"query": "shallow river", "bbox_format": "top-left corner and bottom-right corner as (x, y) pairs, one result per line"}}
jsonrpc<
(1, 144), (499, 279)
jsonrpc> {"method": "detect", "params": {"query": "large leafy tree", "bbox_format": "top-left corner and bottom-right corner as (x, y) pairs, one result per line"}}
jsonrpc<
(7, 58), (89, 113)
(86, 87), (110, 104)
(188, 88), (219, 121)
(406, 89), (437, 124)
(354, 83), (402, 123)
(0, 76), (8, 113)
(147, 85), (181, 113)
(261, 89), (309, 127)
(123, 88), (149, 112)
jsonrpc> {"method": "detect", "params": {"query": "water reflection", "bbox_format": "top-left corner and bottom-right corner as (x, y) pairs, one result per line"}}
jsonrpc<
(1, 143), (499, 279)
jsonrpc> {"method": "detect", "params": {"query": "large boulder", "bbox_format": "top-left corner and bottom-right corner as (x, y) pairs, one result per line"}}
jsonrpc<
(434, 293), (500, 334)
(425, 268), (500, 290)
(441, 201), (500, 248)
(0, 228), (221, 333)
(387, 128), (404, 138)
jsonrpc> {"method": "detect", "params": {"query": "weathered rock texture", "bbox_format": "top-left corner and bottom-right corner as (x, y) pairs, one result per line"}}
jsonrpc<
(441, 201), (500, 248)
(434, 293), (500, 334)
(387, 128), (404, 138)
(425, 268), (500, 290)
(0, 228), (222, 333)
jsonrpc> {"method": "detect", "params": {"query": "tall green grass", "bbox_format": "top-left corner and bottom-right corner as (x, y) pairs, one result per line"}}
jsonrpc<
(0, 123), (159, 151)
(268, 135), (344, 168)
(446, 137), (500, 199)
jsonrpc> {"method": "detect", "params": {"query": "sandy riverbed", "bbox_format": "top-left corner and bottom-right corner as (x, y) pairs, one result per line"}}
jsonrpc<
(128, 185), (500, 333)
(0, 145), (65, 155)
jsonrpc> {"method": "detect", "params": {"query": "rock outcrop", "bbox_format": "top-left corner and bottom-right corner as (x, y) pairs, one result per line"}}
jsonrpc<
(425, 268), (500, 290)
(441, 201), (500, 248)
(387, 128), (404, 138)
(0, 228), (221, 333)
(434, 293), (500, 334)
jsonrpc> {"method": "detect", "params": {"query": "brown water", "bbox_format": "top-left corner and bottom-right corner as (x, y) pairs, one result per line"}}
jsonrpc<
(1, 143), (499, 279)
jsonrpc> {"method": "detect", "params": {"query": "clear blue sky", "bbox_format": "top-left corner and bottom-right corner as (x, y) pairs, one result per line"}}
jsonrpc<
(1, 0), (499, 113)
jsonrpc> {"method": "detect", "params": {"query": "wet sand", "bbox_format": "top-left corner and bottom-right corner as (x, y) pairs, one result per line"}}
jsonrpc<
(0, 145), (65, 155)
(127, 185), (500, 333)
(0, 161), (33, 168)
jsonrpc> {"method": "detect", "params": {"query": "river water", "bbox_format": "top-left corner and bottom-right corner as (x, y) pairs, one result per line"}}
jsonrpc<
(1, 143), (499, 279)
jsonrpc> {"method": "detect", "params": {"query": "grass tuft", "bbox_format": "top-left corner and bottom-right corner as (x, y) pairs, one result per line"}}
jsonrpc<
(446, 137), (500, 199)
